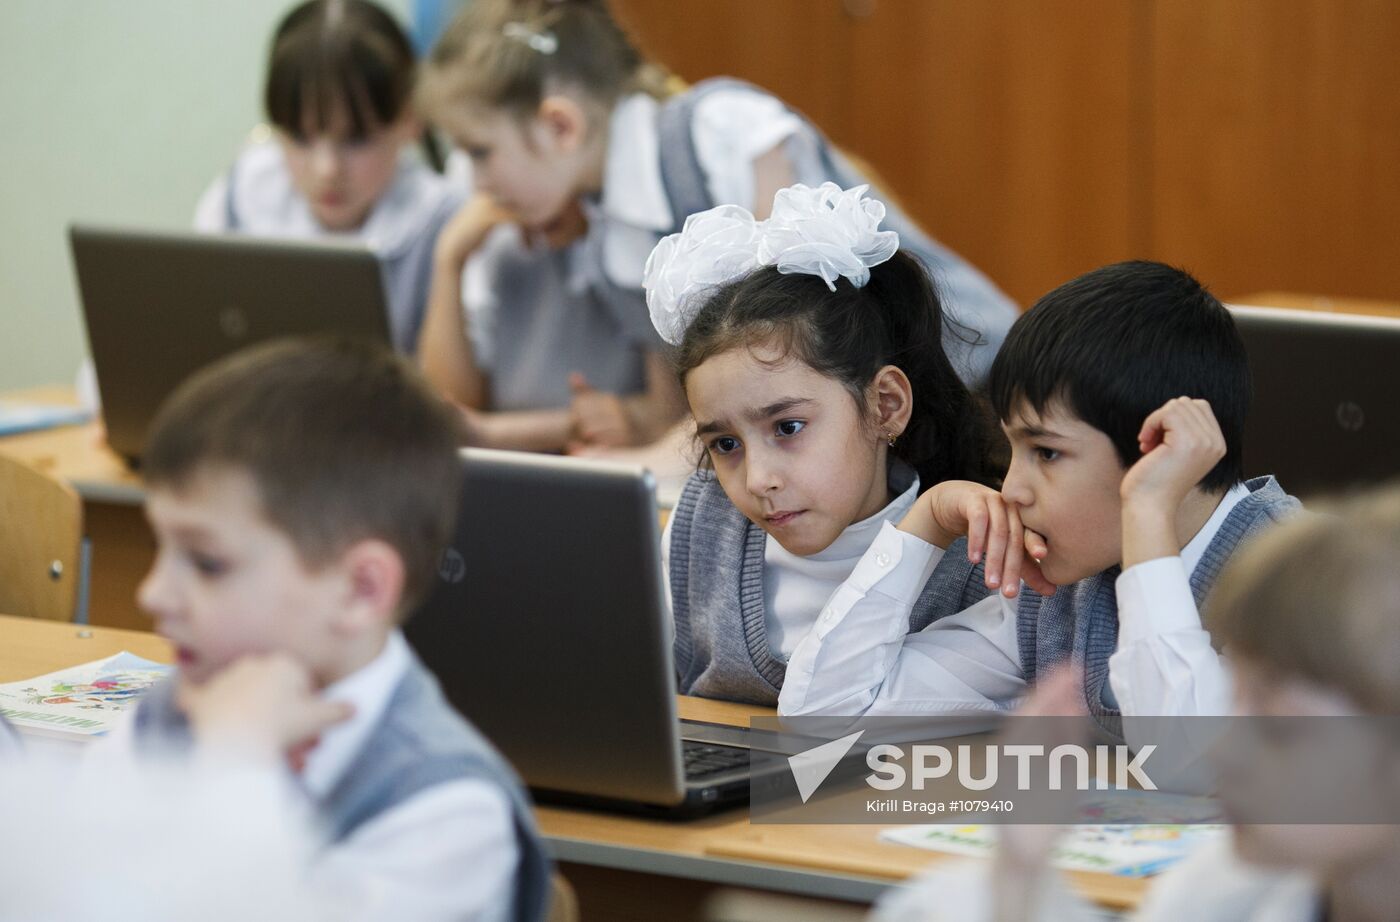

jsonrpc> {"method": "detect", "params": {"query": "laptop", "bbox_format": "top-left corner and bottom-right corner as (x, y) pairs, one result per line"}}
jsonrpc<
(69, 224), (392, 464)
(405, 449), (792, 817)
(1229, 304), (1400, 497)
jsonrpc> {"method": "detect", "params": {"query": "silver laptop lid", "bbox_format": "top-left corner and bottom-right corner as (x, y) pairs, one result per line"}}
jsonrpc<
(406, 448), (688, 806)
(69, 224), (391, 463)
(1229, 304), (1400, 496)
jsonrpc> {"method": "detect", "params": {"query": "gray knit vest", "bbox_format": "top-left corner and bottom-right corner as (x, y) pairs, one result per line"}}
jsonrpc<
(133, 651), (551, 922)
(656, 77), (1018, 387)
(669, 470), (993, 706)
(933, 476), (1300, 741)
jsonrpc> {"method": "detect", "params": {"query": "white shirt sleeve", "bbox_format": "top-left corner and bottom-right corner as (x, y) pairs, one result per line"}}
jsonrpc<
(691, 90), (805, 212)
(778, 522), (1026, 718)
(1109, 556), (1233, 720)
(193, 175), (229, 231)
(311, 779), (519, 922)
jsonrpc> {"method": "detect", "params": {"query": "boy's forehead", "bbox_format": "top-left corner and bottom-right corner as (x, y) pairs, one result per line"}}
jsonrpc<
(145, 465), (270, 526)
(1000, 397), (1087, 439)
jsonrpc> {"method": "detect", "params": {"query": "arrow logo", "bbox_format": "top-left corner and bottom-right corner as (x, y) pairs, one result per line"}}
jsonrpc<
(787, 730), (865, 803)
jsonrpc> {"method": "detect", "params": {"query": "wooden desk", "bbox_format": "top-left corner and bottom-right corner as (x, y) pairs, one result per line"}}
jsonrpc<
(1, 614), (1146, 918)
(0, 387), (153, 631)
(0, 612), (170, 682)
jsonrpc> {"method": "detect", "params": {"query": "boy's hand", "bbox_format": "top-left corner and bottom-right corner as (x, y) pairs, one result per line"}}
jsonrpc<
(568, 372), (633, 449)
(1120, 397), (1226, 568)
(178, 654), (353, 766)
(434, 194), (515, 269)
(900, 481), (1054, 597)
(1120, 397), (1227, 511)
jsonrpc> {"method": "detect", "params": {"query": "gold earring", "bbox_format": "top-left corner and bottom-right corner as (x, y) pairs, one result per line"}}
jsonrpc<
(884, 430), (898, 448)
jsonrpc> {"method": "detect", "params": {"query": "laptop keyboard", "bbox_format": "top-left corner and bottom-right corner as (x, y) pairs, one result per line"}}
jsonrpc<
(682, 741), (750, 779)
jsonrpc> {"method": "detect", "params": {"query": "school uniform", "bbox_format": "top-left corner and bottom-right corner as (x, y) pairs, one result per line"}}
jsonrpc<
(113, 631), (550, 922)
(195, 137), (465, 353)
(778, 478), (1301, 745)
(459, 224), (658, 411)
(584, 82), (1019, 386)
(871, 837), (1321, 922)
(662, 460), (992, 706)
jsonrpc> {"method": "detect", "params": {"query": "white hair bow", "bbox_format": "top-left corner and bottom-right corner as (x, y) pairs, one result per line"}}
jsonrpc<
(643, 183), (899, 346)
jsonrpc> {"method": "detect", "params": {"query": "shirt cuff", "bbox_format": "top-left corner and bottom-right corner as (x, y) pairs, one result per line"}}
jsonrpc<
(844, 521), (944, 602)
(1115, 555), (1202, 647)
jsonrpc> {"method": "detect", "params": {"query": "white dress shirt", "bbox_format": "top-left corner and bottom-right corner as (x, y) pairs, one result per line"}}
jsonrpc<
(193, 137), (462, 256)
(660, 470), (920, 660)
(779, 485), (1250, 729)
(301, 631), (519, 922)
(99, 631), (519, 922)
(870, 837), (1320, 922)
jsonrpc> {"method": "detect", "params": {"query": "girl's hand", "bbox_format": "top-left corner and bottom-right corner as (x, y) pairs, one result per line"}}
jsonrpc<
(527, 198), (589, 250)
(568, 372), (633, 449)
(457, 404), (488, 447)
(434, 194), (515, 269)
(901, 481), (1054, 597)
(178, 654), (353, 765)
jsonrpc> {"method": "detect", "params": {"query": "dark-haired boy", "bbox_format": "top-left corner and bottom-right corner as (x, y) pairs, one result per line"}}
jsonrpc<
(780, 262), (1299, 743)
(101, 338), (549, 922)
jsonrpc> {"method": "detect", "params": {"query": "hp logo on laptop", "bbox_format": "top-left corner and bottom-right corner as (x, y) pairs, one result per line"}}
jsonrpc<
(438, 547), (467, 584)
(219, 306), (249, 339)
(1335, 400), (1365, 433)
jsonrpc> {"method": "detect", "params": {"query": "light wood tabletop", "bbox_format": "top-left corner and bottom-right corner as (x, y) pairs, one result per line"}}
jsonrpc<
(0, 386), (141, 504)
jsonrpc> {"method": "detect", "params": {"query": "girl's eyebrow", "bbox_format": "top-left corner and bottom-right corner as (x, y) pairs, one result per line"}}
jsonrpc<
(746, 397), (811, 422)
(695, 398), (812, 436)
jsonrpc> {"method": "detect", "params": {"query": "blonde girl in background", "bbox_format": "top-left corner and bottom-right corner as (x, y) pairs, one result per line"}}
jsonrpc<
(415, 0), (1016, 454)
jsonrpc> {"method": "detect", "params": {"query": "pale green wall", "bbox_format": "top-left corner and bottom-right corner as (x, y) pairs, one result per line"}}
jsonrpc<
(0, 0), (412, 391)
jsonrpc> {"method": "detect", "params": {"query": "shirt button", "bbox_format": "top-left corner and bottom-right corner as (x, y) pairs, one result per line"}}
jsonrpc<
(875, 552), (892, 567)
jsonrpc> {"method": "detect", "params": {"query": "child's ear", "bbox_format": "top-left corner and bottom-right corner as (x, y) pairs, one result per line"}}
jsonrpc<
(535, 93), (590, 152)
(870, 364), (914, 439)
(335, 539), (405, 632)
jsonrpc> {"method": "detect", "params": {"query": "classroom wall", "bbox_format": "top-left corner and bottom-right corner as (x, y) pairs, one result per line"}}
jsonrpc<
(613, 0), (1400, 309)
(5, 1), (1396, 391)
(0, 0), (411, 393)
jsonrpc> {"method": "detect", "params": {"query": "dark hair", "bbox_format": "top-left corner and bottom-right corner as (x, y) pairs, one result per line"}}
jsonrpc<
(674, 251), (997, 489)
(265, 0), (417, 141)
(419, 0), (671, 121)
(988, 260), (1249, 492)
(143, 337), (464, 615)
